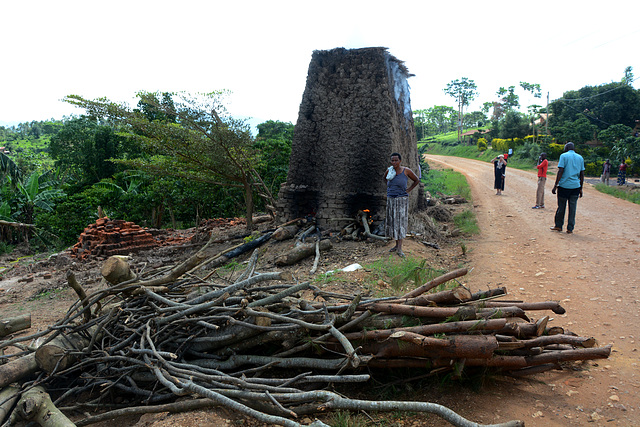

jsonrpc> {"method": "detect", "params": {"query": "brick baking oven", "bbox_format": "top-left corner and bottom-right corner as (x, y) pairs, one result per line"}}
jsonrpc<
(276, 47), (424, 229)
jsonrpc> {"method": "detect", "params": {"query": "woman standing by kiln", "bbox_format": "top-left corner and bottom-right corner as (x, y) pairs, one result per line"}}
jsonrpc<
(384, 152), (419, 258)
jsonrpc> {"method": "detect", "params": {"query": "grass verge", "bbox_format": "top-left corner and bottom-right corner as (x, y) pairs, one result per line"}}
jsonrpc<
(593, 183), (640, 204)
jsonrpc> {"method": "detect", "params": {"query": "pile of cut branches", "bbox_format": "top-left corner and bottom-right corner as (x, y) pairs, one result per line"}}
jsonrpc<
(0, 234), (610, 427)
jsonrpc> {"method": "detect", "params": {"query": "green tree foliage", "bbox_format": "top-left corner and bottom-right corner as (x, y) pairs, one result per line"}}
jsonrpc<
(413, 105), (456, 139)
(549, 81), (640, 142)
(497, 86), (519, 111)
(598, 124), (633, 147)
(463, 111), (486, 128)
(493, 111), (529, 139)
(610, 136), (640, 167)
(254, 120), (293, 195)
(444, 78), (478, 143)
(64, 91), (263, 228)
(49, 117), (128, 185)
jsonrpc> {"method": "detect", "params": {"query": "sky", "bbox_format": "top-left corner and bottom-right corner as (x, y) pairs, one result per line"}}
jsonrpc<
(1, 0), (639, 131)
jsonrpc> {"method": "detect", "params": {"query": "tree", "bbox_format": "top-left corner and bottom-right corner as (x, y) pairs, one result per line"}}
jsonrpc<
(254, 120), (293, 195)
(11, 170), (65, 225)
(598, 124), (633, 147)
(64, 91), (263, 229)
(49, 117), (126, 185)
(611, 136), (640, 167)
(622, 66), (634, 86)
(463, 111), (486, 129)
(444, 78), (478, 143)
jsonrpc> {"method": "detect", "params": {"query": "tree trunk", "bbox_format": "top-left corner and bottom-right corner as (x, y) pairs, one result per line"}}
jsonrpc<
(342, 318), (507, 342)
(0, 353), (38, 389)
(35, 328), (95, 374)
(11, 386), (76, 427)
(275, 240), (332, 266)
(273, 224), (300, 241)
(363, 334), (498, 359)
(0, 313), (31, 337)
(101, 256), (137, 285)
(0, 385), (20, 424)
(244, 180), (254, 230)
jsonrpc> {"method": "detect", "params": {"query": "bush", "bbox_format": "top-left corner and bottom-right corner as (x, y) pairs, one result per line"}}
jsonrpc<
(477, 138), (487, 151)
(585, 161), (603, 177)
(544, 143), (565, 160)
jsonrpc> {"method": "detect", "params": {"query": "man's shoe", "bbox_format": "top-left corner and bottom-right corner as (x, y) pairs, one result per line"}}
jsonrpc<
(531, 206), (539, 209)
(550, 226), (562, 232)
(539, 205), (545, 208)
(566, 230), (573, 234)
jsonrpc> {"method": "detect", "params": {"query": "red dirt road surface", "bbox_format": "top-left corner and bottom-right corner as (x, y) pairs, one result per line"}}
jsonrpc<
(425, 154), (640, 426)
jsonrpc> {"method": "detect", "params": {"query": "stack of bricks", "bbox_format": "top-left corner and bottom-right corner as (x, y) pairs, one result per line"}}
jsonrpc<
(71, 218), (158, 259)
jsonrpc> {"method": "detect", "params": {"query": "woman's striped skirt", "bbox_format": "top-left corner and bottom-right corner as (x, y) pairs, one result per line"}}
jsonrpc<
(385, 196), (408, 240)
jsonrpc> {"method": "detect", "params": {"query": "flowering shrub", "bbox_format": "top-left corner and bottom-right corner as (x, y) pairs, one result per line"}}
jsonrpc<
(477, 138), (488, 151)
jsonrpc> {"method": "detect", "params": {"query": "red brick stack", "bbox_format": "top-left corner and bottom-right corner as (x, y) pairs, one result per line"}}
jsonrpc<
(71, 218), (158, 259)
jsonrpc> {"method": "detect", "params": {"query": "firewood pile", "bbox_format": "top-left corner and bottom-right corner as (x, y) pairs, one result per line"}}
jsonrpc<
(0, 232), (611, 427)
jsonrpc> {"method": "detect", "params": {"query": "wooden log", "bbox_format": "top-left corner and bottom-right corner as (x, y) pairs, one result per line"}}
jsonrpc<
(0, 385), (21, 424)
(367, 303), (466, 319)
(433, 345), (612, 369)
(369, 345), (611, 369)
(11, 386), (75, 427)
(35, 328), (95, 374)
(341, 318), (508, 342)
(362, 334), (498, 359)
(272, 224), (299, 241)
(470, 287), (507, 301)
(497, 317), (550, 338)
(497, 334), (596, 351)
(0, 353), (38, 389)
(101, 255), (137, 285)
(275, 239), (332, 266)
(476, 301), (566, 314)
(66, 272), (90, 323)
(379, 286), (472, 306)
(366, 304), (526, 324)
(0, 313), (31, 337)
(400, 268), (468, 298)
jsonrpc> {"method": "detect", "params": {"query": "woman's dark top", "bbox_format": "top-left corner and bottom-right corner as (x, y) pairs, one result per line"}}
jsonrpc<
(387, 169), (408, 197)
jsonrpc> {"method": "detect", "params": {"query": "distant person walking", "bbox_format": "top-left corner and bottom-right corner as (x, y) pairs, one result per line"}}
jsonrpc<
(601, 159), (611, 186)
(550, 142), (585, 234)
(492, 154), (507, 195)
(384, 152), (419, 258)
(617, 162), (628, 185)
(532, 152), (548, 209)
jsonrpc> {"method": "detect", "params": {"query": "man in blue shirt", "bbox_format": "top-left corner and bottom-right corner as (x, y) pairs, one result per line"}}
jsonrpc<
(550, 142), (585, 234)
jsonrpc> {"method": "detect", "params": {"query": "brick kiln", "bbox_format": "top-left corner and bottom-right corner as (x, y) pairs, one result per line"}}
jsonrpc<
(277, 47), (424, 229)
(71, 218), (157, 259)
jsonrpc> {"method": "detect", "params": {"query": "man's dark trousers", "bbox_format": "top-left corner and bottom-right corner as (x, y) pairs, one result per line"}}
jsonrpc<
(554, 187), (580, 232)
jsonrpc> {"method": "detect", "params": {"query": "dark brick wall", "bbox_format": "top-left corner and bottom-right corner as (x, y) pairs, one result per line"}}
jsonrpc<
(277, 47), (423, 228)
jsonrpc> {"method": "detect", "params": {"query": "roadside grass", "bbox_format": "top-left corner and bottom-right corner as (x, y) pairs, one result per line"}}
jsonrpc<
(421, 167), (471, 200)
(453, 210), (479, 235)
(593, 183), (640, 205)
(421, 166), (479, 236)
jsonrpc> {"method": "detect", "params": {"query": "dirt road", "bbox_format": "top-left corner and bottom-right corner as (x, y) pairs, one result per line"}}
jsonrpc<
(425, 155), (640, 426)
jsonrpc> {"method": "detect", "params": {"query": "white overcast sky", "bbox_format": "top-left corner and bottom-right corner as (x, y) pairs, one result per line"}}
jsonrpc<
(1, 0), (638, 130)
